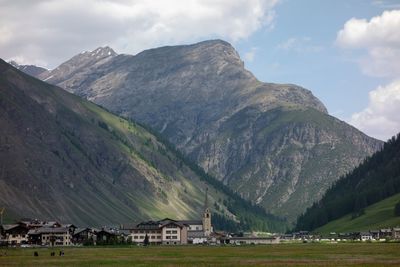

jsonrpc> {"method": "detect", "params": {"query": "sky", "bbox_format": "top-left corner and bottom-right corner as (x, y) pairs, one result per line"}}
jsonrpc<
(0, 0), (399, 141)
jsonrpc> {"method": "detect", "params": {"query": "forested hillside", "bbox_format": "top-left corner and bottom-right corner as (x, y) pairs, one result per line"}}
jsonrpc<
(295, 133), (400, 231)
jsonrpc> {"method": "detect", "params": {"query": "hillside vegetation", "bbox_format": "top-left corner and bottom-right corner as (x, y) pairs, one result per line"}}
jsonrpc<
(295, 133), (400, 231)
(315, 193), (400, 234)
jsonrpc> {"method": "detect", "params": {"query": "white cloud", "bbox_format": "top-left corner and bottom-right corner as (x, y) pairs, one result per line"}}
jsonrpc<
(0, 0), (279, 68)
(336, 9), (400, 77)
(350, 80), (400, 141)
(338, 10), (400, 139)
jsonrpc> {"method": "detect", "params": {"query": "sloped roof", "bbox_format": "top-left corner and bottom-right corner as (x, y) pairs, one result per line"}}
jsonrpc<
(73, 228), (91, 235)
(187, 230), (205, 238)
(2, 224), (20, 231)
(179, 220), (202, 225)
(29, 227), (70, 234)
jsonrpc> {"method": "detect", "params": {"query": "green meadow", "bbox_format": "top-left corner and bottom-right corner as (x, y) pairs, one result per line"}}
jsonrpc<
(1, 243), (400, 266)
(315, 193), (400, 235)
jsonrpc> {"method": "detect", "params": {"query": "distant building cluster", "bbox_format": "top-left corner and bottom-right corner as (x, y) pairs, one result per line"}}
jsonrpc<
(0, 219), (129, 247)
(283, 229), (400, 242)
(0, 192), (282, 247)
(3, 191), (396, 247)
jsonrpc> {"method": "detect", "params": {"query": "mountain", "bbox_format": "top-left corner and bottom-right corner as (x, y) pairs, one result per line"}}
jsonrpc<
(40, 40), (382, 222)
(295, 133), (400, 231)
(8, 60), (49, 78)
(0, 59), (285, 231)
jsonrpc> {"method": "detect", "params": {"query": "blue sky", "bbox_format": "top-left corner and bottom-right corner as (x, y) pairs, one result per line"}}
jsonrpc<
(1, 0), (399, 140)
(236, 0), (385, 117)
(234, 0), (400, 140)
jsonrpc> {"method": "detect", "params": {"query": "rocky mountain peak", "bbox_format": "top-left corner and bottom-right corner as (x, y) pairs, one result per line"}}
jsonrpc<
(40, 46), (118, 85)
(85, 46), (118, 58)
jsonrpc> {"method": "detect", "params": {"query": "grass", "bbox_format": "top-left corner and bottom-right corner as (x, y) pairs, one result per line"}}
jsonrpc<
(315, 193), (400, 234)
(1, 243), (400, 266)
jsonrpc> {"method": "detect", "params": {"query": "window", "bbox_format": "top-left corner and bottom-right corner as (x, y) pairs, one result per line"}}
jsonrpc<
(166, 230), (171, 234)
(171, 236), (177, 239)
(196, 226), (199, 230)
(134, 236), (138, 239)
(171, 230), (177, 234)
(166, 236), (171, 239)
(140, 236), (144, 239)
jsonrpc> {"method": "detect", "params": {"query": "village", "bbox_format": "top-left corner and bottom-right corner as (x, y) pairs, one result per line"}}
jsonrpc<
(1, 193), (400, 247)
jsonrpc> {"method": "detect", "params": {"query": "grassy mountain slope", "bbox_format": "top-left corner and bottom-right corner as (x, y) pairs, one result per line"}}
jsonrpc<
(0, 59), (285, 231)
(40, 40), (382, 222)
(315, 193), (400, 234)
(295, 133), (400, 231)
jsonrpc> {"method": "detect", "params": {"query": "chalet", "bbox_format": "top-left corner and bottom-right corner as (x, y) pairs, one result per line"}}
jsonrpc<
(95, 229), (117, 244)
(28, 227), (73, 246)
(1, 224), (29, 245)
(72, 228), (96, 244)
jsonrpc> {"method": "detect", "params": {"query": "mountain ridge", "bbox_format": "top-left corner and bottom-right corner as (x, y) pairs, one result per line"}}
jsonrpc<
(37, 39), (382, 222)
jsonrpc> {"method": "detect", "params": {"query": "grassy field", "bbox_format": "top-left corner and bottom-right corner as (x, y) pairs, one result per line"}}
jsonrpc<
(1, 243), (400, 266)
(315, 193), (400, 235)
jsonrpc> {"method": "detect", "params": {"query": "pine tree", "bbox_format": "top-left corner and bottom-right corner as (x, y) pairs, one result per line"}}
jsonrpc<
(143, 234), (149, 246)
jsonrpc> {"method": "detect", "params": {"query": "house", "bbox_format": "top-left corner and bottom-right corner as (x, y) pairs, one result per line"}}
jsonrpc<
(293, 231), (310, 240)
(130, 218), (188, 245)
(72, 228), (96, 245)
(360, 232), (373, 241)
(1, 224), (29, 245)
(392, 227), (400, 240)
(369, 230), (380, 240)
(380, 228), (392, 239)
(280, 234), (295, 241)
(128, 189), (213, 245)
(28, 227), (73, 246)
(95, 229), (117, 244)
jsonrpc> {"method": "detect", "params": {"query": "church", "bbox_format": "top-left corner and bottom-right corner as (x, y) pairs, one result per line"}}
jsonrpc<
(128, 190), (213, 245)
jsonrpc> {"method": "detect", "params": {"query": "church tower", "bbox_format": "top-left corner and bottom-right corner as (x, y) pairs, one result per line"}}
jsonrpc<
(202, 188), (212, 236)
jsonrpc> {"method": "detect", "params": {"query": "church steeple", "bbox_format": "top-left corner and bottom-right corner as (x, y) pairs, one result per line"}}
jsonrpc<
(202, 187), (212, 236)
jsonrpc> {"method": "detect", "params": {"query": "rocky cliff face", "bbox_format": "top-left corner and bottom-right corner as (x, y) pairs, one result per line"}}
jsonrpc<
(41, 40), (383, 222)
